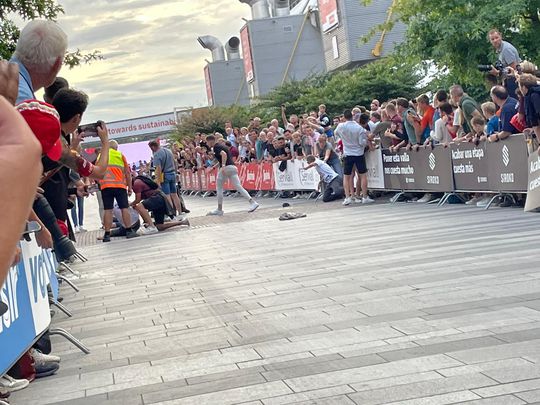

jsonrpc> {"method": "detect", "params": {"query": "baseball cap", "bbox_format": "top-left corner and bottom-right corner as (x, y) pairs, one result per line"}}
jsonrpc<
(16, 99), (62, 161)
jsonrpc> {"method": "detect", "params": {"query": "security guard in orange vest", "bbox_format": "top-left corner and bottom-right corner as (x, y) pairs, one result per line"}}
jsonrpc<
(99, 140), (138, 242)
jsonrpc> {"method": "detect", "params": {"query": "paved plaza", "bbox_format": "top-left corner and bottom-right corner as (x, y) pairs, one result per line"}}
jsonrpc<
(12, 196), (540, 405)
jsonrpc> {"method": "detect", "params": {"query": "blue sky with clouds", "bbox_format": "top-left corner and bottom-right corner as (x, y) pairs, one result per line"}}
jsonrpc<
(47, 0), (251, 123)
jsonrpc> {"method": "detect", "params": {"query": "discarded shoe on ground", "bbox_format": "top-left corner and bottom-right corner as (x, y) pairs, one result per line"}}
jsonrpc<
(279, 212), (307, 221)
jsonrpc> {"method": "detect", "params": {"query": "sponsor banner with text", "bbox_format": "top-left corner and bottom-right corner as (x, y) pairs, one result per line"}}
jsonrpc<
(1, 238), (55, 376)
(486, 134), (528, 192)
(525, 151), (540, 212)
(450, 143), (490, 191)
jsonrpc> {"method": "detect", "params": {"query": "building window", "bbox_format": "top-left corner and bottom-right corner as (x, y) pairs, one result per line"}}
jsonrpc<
(290, 0), (302, 9)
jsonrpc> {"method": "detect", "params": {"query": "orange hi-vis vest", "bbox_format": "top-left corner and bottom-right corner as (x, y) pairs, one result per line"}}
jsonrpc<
(99, 149), (128, 190)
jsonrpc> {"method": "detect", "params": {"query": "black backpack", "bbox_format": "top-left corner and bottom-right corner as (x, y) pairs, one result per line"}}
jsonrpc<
(135, 175), (159, 190)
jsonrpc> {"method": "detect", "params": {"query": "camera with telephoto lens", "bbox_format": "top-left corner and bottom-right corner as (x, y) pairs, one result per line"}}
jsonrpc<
(477, 60), (508, 75)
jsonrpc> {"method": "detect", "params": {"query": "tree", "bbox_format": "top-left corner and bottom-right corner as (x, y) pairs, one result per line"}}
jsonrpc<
(0, 0), (101, 67)
(363, 0), (540, 89)
(257, 57), (422, 118)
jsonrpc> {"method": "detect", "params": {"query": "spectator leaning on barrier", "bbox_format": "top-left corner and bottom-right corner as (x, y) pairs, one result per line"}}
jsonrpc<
(487, 85), (519, 142)
(416, 94), (436, 144)
(395, 97), (420, 148)
(449, 85), (484, 135)
(303, 155), (344, 202)
(429, 102), (455, 145)
(519, 74), (540, 151)
(148, 140), (184, 221)
(315, 134), (343, 177)
(481, 102), (500, 135)
(11, 20), (68, 105)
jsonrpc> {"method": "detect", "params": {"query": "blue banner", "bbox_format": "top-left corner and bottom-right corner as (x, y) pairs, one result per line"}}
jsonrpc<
(0, 239), (54, 375)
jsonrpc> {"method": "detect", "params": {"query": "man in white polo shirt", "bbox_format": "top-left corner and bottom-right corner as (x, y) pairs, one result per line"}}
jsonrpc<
(334, 109), (374, 206)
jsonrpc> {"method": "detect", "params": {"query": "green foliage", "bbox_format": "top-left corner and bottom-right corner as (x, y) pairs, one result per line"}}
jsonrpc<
(362, 0), (540, 88)
(171, 105), (256, 142)
(173, 57), (423, 138)
(0, 0), (101, 67)
(255, 57), (422, 118)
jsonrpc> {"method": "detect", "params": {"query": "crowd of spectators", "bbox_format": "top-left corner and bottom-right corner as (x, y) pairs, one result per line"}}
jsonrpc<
(168, 51), (539, 207)
(0, 19), (539, 404)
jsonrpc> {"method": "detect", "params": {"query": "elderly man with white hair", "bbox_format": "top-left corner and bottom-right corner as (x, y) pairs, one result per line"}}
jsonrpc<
(10, 19), (68, 104)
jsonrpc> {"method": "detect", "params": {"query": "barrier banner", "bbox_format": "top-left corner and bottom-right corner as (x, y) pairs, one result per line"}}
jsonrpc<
(450, 142), (490, 191)
(258, 163), (275, 191)
(1, 238), (54, 376)
(486, 134), (528, 192)
(413, 146), (454, 191)
(525, 150), (540, 212)
(273, 160), (320, 191)
(243, 163), (259, 190)
(192, 170), (200, 191)
(198, 169), (208, 191)
(207, 168), (217, 191)
(382, 146), (453, 191)
(366, 149), (385, 189)
(184, 170), (193, 190)
(382, 149), (417, 190)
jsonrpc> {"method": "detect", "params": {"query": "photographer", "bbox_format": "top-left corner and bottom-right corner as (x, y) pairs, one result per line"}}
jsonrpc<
(487, 29), (521, 98)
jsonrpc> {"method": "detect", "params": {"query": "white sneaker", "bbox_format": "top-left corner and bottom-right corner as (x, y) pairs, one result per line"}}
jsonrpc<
(0, 375), (29, 393)
(137, 225), (159, 235)
(248, 201), (260, 213)
(353, 197), (363, 203)
(78, 226), (87, 233)
(30, 348), (60, 366)
(417, 193), (434, 203)
(342, 197), (352, 206)
(476, 197), (491, 207)
(74, 226), (80, 233)
(362, 196), (375, 204)
(173, 214), (186, 222)
(207, 209), (224, 216)
(466, 197), (481, 205)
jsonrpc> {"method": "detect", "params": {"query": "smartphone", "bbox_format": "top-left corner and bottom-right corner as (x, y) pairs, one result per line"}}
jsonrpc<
(79, 121), (103, 137)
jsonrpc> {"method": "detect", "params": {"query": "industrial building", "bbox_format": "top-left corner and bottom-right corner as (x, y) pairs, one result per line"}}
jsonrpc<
(198, 0), (405, 106)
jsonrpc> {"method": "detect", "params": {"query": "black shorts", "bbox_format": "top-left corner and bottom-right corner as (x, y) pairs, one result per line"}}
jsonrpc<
(343, 155), (367, 176)
(101, 187), (129, 210)
(142, 194), (167, 225)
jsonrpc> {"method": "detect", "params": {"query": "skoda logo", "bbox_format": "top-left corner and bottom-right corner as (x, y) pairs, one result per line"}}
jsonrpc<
(502, 145), (510, 167)
(428, 153), (436, 171)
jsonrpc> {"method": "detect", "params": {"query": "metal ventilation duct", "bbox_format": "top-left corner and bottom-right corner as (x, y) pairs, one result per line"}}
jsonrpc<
(273, 0), (290, 16)
(197, 35), (226, 62)
(225, 36), (241, 60)
(239, 0), (271, 19)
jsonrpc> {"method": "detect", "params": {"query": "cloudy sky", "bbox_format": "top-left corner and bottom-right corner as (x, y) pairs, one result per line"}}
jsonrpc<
(40, 0), (251, 123)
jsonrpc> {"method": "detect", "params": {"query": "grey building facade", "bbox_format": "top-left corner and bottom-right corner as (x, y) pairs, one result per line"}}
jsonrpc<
(242, 13), (326, 98)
